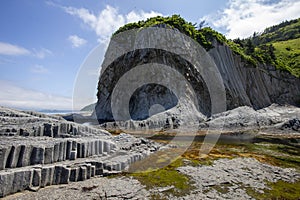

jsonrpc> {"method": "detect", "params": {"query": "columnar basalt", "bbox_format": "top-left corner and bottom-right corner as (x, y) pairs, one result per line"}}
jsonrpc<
(0, 107), (161, 198)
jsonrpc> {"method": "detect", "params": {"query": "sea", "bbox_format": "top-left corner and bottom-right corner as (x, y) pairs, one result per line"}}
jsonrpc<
(38, 109), (77, 115)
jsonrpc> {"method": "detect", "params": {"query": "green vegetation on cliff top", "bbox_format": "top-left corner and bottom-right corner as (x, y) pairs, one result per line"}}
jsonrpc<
(114, 15), (300, 77)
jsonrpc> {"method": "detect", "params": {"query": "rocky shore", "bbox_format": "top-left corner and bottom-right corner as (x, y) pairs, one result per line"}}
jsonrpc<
(4, 158), (300, 200)
(0, 105), (299, 199)
(0, 106), (161, 198)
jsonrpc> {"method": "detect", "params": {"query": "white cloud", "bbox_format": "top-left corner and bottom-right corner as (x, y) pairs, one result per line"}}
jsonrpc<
(0, 42), (30, 56)
(0, 42), (52, 59)
(68, 35), (87, 48)
(0, 80), (72, 110)
(126, 10), (161, 23)
(204, 0), (300, 39)
(62, 5), (162, 44)
(33, 48), (53, 59)
(30, 65), (49, 74)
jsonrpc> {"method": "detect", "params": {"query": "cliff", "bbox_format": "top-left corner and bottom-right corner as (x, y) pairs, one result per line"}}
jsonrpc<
(209, 41), (300, 110)
(94, 17), (300, 125)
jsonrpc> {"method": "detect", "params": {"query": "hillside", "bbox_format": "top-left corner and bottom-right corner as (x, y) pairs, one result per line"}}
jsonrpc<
(272, 38), (300, 76)
(252, 18), (300, 44)
(80, 103), (96, 112)
(241, 18), (300, 77)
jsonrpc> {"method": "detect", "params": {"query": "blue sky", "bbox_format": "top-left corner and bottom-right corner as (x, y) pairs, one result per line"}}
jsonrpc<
(0, 0), (299, 110)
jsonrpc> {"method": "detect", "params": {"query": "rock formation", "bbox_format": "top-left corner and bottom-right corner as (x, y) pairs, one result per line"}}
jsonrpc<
(209, 41), (300, 110)
(94, 27), (300, 127)
(5, 157), (300, 200)
(0, 107), (161, 198)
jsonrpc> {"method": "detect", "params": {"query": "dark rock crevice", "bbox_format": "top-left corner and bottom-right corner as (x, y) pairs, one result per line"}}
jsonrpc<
(129, 83), (178, 120)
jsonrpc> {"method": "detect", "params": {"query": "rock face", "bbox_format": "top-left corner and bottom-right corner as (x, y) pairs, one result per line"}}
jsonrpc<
(209, 41), (300, 110)
(95, 27), (300, 126)
(96, 48), (212, 122)
(0, 107), (162, 198)
(95, 27), (225, 125)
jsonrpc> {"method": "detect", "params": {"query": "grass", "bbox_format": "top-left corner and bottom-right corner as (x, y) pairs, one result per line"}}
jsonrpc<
(246, 180), (300, 200)
(272, 38), (300, 77)
(263, 180), (300, 200)
(129, 158), (194, 197)
(240, 142), (300, 171)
